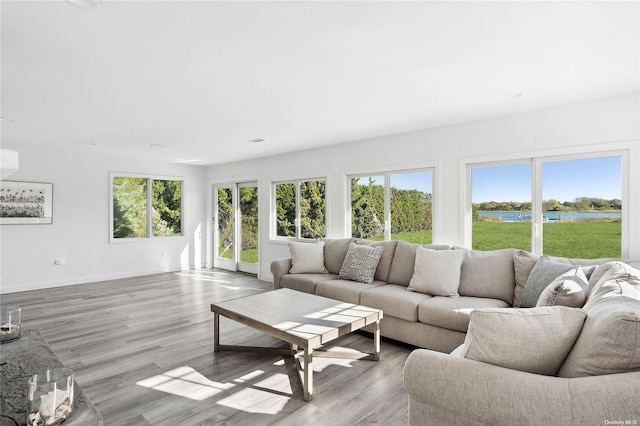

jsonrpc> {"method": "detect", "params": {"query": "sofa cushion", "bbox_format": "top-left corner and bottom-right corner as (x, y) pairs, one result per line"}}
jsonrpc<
(387, 241), (452, 286)
(558, 262), (640, 378)
(355, 239), (397, 282)
(361, 284), (431, 322)
(536, 267), (589, 308)
(418, 296), (509, 332)
(280, 273), (337, 294)
(338, 242), (384, 284)
(408, 247), (464, 297)
(322, 238), (355, 274)
(289, 241), (328, 274)
(513, 250), (624, 307)
(459, 306), (587, 376)
(520, 256), (595, 308)
(315, 279), (386, 304)
(456, 248), (516, 304)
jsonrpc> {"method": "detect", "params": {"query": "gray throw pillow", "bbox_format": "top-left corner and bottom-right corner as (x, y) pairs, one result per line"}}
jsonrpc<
(520, 256), (593, 308)
(338, 242), (384, 284)
(536, 267), (589, 308)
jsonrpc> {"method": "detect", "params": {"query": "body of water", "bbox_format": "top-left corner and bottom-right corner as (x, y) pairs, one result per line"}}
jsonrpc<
(478, 211), (621, 222)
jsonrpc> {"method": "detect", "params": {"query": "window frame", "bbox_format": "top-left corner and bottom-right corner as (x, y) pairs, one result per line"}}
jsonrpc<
(110, 172), (184, 243)
(347, 167), (435, 242)
(271, 177), (327, 241)
(464, 149), (629, 256)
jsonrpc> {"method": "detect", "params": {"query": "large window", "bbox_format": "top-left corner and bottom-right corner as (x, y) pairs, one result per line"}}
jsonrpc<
(350, 169), (433, 243)
(274, 178), (326, 240)
(112, 174), (183, 240)
(469, 153), (623, 258)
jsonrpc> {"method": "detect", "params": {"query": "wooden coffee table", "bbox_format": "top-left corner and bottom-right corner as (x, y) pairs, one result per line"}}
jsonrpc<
(210, 288), (383, 401)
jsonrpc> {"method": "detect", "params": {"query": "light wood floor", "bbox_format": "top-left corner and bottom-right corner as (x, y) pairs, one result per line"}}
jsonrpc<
(1, 269), (413, 426)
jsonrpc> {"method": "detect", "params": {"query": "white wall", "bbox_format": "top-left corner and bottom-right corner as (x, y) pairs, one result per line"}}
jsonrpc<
(0, 147), (207, 294)
(206, 93), (640, 282)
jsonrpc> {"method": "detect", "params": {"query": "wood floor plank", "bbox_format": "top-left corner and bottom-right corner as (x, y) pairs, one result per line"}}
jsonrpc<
(1, 269), (411, 425)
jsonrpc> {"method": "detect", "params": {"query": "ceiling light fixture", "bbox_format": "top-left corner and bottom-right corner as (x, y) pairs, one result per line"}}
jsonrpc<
(83, 141), (96, 146)
(249, 138), (265, 143)
(149, 144), (167, 149)
(0, 117), (16, 123)
(504, 91), (524, 99)
(65, 0), (102, 9)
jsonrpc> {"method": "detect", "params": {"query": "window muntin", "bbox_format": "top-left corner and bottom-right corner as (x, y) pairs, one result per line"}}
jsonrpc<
(112, 174), (183, 240)
(350, 169), (433, 243)
(468, 153), (623, 258)
(274, 179), (326, 240)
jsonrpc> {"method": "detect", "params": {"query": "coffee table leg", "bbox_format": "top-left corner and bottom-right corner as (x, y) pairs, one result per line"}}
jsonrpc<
(373, 320), (381, 361)
(303, 347), (313, 401)
(213, 312), (220, 352)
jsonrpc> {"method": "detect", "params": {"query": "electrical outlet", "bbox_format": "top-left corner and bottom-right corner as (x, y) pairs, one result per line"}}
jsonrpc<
(54, 258), (65, 265)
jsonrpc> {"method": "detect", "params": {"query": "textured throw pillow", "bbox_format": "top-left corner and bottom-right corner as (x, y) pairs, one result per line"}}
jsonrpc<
(536, 267), (589, 308)
(288, 241), (328, 274)
(520, 256), (594, 308)
(338, 242), (384, 284)
(460, 306), (587, 376)
(407, 247), (465, 297)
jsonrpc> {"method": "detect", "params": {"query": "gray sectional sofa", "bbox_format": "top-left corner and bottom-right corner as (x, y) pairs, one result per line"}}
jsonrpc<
(271, 237), (640, 424)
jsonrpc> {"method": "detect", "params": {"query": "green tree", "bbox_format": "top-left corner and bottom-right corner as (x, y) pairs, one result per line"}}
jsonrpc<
(152, 180), (182, 236)
(113, 177), (147, 238)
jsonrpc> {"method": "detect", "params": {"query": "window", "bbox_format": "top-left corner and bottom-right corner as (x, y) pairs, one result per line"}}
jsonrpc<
(472, 163), (532, 251)
(468, 153), (623, 258)
(274, 178), (326, 240)
(350, 169), (433, 243)
(112, 174), (183, 240)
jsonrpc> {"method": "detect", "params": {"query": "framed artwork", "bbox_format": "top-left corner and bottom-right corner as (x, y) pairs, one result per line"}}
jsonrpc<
(0, 181), (53, 224)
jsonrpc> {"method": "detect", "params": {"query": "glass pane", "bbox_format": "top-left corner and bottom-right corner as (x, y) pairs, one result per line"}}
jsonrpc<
(300, 180), (326, 239)
(151, 180), (182, 236)
(390, 171), (433, 244)
(217, 188), (233, 259)
(113, 177), (148, 238)
(542, 156), (621, 258)
(275, 183), (296, 237)
(239, 186), (258, 263)
(471, 164), (532, 251)
(351, 176), (384, 240)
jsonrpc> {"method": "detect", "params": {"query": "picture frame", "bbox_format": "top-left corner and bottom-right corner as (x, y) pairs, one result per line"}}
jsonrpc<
(0, 181), (53, 224)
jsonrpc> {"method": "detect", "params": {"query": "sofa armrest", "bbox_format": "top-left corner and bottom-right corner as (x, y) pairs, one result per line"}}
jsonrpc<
(270, 258), (292, 289)
(403, 349), (640, 425)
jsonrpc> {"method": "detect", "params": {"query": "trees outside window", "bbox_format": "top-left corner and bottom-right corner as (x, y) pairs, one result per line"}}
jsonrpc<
(112, 175), (182, 240)
(350, 170), (433, 243)
(274, 179), (325, 240)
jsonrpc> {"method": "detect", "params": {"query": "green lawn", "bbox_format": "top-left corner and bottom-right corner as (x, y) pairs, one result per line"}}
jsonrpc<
(218, 247), (258, 263)
(472, 221), (621, 258)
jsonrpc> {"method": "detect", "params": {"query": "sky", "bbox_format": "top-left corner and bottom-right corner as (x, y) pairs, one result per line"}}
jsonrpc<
(472, 156), (622, 203)
(354, 156), (622, 203)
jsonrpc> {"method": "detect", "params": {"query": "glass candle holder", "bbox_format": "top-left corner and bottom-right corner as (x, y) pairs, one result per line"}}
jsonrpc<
(27, 368), (75, 426)
(0, 305), (21, 343)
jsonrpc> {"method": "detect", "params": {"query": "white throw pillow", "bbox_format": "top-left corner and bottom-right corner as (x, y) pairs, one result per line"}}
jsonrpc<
(407, 247), (464, 297)
(288, 241), (328, 274)
(460, 306), (587, 376)
(536, 267), (589, 308)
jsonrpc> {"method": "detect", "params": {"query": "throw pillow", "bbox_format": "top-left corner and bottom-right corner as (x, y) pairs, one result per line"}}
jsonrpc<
(536, 267), (589, 308)
(520, 256), (594, 308)
(407, 247), (465, 297)
(288, 241), (328, 274)
(460, 306), (587, 376)
(338, 242), (384, 284)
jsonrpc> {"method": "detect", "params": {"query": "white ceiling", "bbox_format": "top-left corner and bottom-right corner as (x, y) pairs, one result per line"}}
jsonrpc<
(1, 1), (638, 166)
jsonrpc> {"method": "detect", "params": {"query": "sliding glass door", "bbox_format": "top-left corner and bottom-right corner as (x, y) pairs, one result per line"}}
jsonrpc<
(213, 182), (259, 274)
